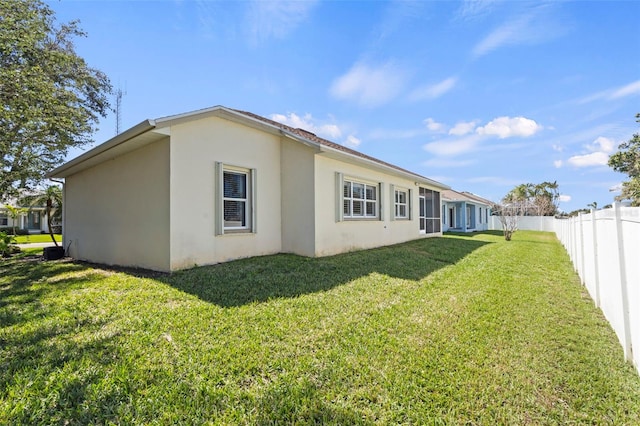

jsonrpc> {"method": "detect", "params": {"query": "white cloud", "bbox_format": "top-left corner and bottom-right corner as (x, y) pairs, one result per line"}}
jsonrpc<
(610, 80), (640, 99)
(567, 152), (609, 167)
(246, 0), (318, 44)
(476, 116), (542, 138)
(456, 0), (497, 20)
(552, 144), (563, 152)
(449, 120), (478, 136)
(473, 16), (530, 57)
(558, 194), (571, 202)
(410, 77), (458, 101)
(554, 160), (563, 168)
(423, 134), (483, 156)
(577, 79), (640, 104)
(586, 136), (616, 153)
(424, 118), (446, 133)
(270, 112), (342, 140)
(345, 135), (361, 148)
(564, 135), (616, 168)
(609, 183), (623, 192)
(472, 8), (567, 58)
(330, 62), (407, 107)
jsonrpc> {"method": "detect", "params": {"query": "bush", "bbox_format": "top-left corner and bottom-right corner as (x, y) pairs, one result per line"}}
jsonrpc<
(0, 227), (30, 236)
(0, 231), (17, 257)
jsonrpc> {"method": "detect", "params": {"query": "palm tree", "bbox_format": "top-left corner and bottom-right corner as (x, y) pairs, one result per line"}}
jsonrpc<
(4, 205), (28, 235)
(587, 201), (598, 210)
(28, 185), (62, 247)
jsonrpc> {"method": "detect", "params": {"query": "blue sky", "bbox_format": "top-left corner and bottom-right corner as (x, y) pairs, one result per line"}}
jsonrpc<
(49, 0), (639, 211)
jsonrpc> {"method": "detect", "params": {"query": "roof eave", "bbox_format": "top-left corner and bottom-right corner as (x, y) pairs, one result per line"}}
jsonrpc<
(318, 144), (450, 190)
(47, 119), (156, 178)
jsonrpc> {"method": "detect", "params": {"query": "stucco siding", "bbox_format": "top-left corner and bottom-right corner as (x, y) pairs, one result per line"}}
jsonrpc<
(280, 138), (316, 257)
(168, 116), (282, 270)
(64, 139), (170, 271)
(313, 155), (441, 257)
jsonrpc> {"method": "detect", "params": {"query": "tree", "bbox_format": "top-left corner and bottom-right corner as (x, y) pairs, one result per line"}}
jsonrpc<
(608, 114), (640, 206)
(22, 185), (61, 246)
(0, 0), (112, 201)
(587, 201), (598, 210)
(503, 181), (560, 216)
(494, 181), (561, 240)
(492, 202), (520, 241)
(3, 204), (27, 235)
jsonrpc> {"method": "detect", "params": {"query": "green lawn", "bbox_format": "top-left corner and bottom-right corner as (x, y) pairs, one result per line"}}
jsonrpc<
(1, 231), (639, 424)
(13, 234), (62, 244)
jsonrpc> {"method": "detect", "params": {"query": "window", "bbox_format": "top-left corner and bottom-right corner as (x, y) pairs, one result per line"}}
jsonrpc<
(0, 213), (7, 226)
(223, 170), (249, 230)
(479, 207), (483, 224)
(216, 163), (255, 234)
(394, 189), (408, 219)
(343, 179), (378, 219)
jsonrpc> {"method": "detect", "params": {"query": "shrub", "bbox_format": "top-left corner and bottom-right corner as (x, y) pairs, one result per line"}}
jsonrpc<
(0, 231), (17, 257)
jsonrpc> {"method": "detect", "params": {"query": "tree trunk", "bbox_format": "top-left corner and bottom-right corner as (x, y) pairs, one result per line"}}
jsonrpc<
(46, 199), (58, 247)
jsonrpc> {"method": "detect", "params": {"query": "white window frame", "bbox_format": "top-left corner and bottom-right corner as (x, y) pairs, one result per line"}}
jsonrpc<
(215, 163), (256, 235)
(394, 188), (409, 219)
(343, 177), (379, 220)
(223, 169), (250, 231)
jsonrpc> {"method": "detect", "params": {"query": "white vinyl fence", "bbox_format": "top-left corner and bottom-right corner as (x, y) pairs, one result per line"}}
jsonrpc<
(488, 215), (556, 232)
(490, 205), (639, 373)
(555, 204), (639, 373)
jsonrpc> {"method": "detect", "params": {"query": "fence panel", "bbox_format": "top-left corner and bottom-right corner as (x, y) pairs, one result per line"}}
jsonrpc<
(556, 205), (639, 374)
(488, 215), (555, 232)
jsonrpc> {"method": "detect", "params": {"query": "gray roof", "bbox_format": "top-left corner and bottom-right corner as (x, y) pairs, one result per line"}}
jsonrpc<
(442, 189), (493, 206)
(48, 106), (450, 190)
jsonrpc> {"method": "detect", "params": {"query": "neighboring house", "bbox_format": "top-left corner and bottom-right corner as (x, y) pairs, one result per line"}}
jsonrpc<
(441, 190), (492, 233)
(48, 106), (449, 271)
(0, 202), (48, 234)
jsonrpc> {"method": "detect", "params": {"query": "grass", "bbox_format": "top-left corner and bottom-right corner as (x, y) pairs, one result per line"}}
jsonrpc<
(13, 234), (62, 244)
(1, 231), (639, 424)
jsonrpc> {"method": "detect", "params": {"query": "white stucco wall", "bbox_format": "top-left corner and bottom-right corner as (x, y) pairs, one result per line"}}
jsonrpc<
(313, 155), (442, 257)
(168, 116), (283, 269)
(64, 139), (171, 271)
(280, 138), (316, 257)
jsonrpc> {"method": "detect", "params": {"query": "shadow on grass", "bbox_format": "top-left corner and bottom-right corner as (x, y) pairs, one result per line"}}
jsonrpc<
(162, 236), (492, 308)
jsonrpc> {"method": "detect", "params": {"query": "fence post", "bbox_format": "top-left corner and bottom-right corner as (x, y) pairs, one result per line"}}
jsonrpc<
(578, 212), (585, 284)
(613, 202), (632, 362)
(591, 209), (600, 308)
(571, 217), (578, 272)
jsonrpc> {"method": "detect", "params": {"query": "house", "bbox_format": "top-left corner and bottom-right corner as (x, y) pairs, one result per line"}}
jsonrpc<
(48, 106), (449, 271)
(0, 201), (48, 234)
(441, 190), (492, 233)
